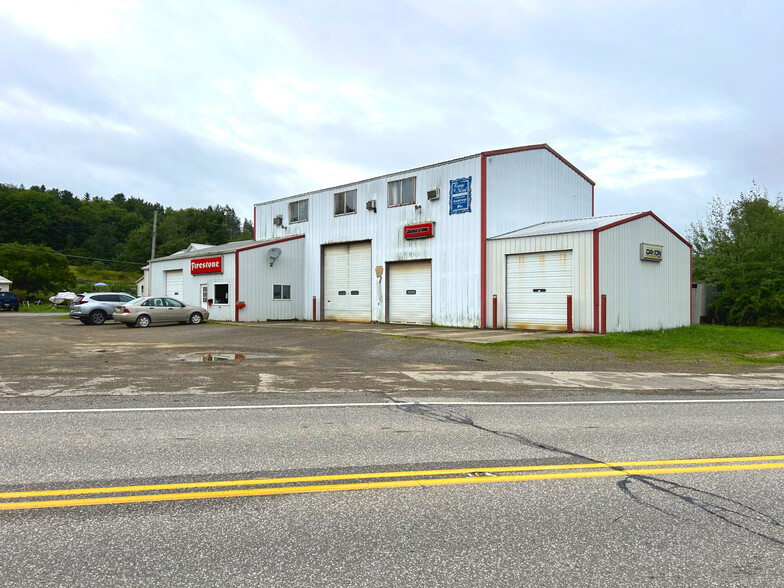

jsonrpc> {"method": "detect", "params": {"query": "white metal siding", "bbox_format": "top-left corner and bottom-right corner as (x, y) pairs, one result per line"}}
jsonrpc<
(165, 270), (183, 300)
(487, 233), (594, 331)
(237, 238), (305, 322)
(598, 216), (691, 332)
(506, 251), (573, 330)
(323, 242), (372, 321)
(388, 260), (431, 324)
(255, 156), (483, 327)
(486, 149), (593, 238)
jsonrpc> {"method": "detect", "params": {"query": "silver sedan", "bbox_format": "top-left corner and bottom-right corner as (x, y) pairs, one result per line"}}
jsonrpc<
(113, 296), (209, 328)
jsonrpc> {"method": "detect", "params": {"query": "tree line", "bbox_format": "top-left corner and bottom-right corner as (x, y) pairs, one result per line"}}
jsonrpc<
(0, 182), (253, 299)
(690, 182), (784, 327)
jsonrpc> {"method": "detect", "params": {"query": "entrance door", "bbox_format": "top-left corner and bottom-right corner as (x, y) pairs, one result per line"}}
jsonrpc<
(506, 250), (572, 330)
(388, 260), (432, 324)
(322, 241), (371, 321)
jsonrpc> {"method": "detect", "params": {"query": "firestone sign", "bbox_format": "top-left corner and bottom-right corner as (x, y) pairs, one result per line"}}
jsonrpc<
(191, 255), (223, 274)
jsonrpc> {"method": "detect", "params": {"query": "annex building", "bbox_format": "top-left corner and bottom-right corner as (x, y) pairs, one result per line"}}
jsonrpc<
(146, 144), (692, 332)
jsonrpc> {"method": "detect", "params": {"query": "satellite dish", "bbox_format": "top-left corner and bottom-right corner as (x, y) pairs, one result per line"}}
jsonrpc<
(268, 247), (282, 267)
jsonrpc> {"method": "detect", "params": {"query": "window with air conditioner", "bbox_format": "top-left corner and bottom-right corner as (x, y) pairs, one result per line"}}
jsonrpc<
(289, 199), (308, 223)
(388, 177), (416, 207)
(334, 190), (357, 216)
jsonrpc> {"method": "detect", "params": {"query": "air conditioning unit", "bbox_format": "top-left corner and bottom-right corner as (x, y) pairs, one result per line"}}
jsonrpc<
(366, 199), (377, 212)
(273, 215), (283, 226)
(427, 188), (440, 201)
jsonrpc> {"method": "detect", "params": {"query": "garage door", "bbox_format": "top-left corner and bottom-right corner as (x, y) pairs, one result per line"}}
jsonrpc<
(323, 241), (371, 321)
(165, 270), (183, 300)
(388, 260), (431, 325)
(506, 250), (572, 330)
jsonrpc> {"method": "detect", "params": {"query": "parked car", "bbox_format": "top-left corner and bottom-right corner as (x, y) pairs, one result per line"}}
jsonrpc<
(0, 291), (20, 311)
(69, 292), (136, 325)
(113, 296), (209, 328)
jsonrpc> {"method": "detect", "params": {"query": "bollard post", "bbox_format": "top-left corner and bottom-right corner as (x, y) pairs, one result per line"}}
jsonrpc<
(492, 295), (498, 329)
(312, 296), (317, 322)
(566, 295), (573, 333)
(601, 294), (607, 334)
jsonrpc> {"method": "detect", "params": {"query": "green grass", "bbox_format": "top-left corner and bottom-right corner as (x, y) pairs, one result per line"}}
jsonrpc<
(486, 325), (784, 366)
(70, 265), (139, 295)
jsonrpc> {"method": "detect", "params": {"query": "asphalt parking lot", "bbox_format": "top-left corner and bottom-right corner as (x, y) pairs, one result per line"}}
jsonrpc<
(2, 315), (781, 410)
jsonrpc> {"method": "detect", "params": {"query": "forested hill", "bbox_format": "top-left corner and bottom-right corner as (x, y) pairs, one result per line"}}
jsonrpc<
(0, 183), (253, 267)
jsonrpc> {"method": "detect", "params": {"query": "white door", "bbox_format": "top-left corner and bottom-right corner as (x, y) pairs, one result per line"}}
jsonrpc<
(388, 260), (431, 324)
(165, 270), (184, 301)
(323, 242), (371, 321)
(506, 250), (572, 330)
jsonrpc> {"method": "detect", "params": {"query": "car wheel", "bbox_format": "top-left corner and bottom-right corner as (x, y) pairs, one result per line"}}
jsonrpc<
(89, 310), (107, 325)
(189, 312), (203, 325)
(136, 314), (151, 328)
(79, 318), (90, 325)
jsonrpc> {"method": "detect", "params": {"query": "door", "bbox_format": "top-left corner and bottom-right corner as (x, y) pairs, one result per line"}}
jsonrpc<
(165, 270), (184, 300)
(388, 260), (432, 324)
(506, 250), (573, 330)
(322, 242), (372, 321)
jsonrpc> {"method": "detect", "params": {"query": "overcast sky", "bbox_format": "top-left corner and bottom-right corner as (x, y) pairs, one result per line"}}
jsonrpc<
(1, 0), (781, 235)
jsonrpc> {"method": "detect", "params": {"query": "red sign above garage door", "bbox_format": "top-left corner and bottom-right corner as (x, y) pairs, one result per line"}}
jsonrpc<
(403, 222), (435, 239)
(191, 256), (222, 274)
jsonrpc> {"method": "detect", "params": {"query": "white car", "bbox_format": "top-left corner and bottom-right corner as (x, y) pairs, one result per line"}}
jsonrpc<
(113, 296), (209, 328)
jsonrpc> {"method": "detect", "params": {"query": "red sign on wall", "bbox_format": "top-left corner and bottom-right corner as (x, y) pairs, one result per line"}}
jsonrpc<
(190, 256), (222, 274)
(403, 222), (435, 239)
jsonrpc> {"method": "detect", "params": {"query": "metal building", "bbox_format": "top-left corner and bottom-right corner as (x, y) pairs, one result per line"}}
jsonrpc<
(486, 212), (692, 332)
(253, 144), (595, 328)
(146, 143), (692, 332)
(146, 236), (304, 322)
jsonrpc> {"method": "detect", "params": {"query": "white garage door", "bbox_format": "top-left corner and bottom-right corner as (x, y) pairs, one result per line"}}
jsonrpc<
(388, 260), (431, 325)
(506, 250), (572, 330)
(323, 241), (371, 321)
(165, 270), (184, 300)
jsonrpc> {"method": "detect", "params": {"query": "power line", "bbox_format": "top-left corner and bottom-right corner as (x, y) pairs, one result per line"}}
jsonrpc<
(0, 245), (146, 266)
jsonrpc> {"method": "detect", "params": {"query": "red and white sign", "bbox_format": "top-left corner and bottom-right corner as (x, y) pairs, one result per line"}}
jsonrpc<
(403, 222), (435, 239)
(190, 255), (222, 274)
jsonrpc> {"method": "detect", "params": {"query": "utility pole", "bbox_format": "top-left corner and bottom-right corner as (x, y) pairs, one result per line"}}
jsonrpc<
(148, 210), (158, 297)
(150, 210), (158, 260)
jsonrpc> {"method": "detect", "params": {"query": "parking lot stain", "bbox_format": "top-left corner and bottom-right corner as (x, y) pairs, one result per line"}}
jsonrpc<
(175, 353), (271, 363)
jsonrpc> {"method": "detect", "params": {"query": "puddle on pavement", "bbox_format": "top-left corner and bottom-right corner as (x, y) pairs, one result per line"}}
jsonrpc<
(175, 352), (271, 363)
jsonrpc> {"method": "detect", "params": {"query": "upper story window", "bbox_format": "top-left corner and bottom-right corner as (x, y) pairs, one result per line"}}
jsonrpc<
(388, 177), (416, 207)
(334, 189), (357, 216)
(289, 199), (308, 223)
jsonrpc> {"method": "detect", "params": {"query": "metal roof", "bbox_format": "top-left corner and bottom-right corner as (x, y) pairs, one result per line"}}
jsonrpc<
(150, 239), (258, 262)
(254, 144), (593, 206)
(489, 212), (645, 239)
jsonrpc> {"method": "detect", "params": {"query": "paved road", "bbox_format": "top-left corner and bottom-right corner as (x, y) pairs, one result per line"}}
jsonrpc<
(1, 317), (783, 586)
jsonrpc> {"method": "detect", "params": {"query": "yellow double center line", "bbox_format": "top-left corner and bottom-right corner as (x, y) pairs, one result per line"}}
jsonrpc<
(2, 455), (783, 511)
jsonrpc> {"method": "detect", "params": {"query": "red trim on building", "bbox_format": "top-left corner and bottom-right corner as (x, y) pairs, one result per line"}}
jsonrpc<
(234, 234), (306, 322)
(689, 251), (693, 325)
(593, 229), (600, 333)
(595, 211), (692, 248)
(480, 154), (488, 328)
(234, 250), (240, 322)
(481, 144), (595, 187)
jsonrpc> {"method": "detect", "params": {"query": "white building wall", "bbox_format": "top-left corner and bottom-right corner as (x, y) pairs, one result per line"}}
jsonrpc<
(599, 216), (691, 332)
(237, 238), (304, 322)
(149, 255), (237, 321)
(255, 156), (484, 327)
(486, 232), (594, 331)
(485, 149), (593, 238)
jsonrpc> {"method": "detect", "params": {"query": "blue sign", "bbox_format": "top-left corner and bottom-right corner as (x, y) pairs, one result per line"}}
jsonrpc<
(449, 176), (472, 215)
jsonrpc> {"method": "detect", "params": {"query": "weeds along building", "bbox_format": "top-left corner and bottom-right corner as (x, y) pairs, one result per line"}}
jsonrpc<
(147, 144), (692, 332)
